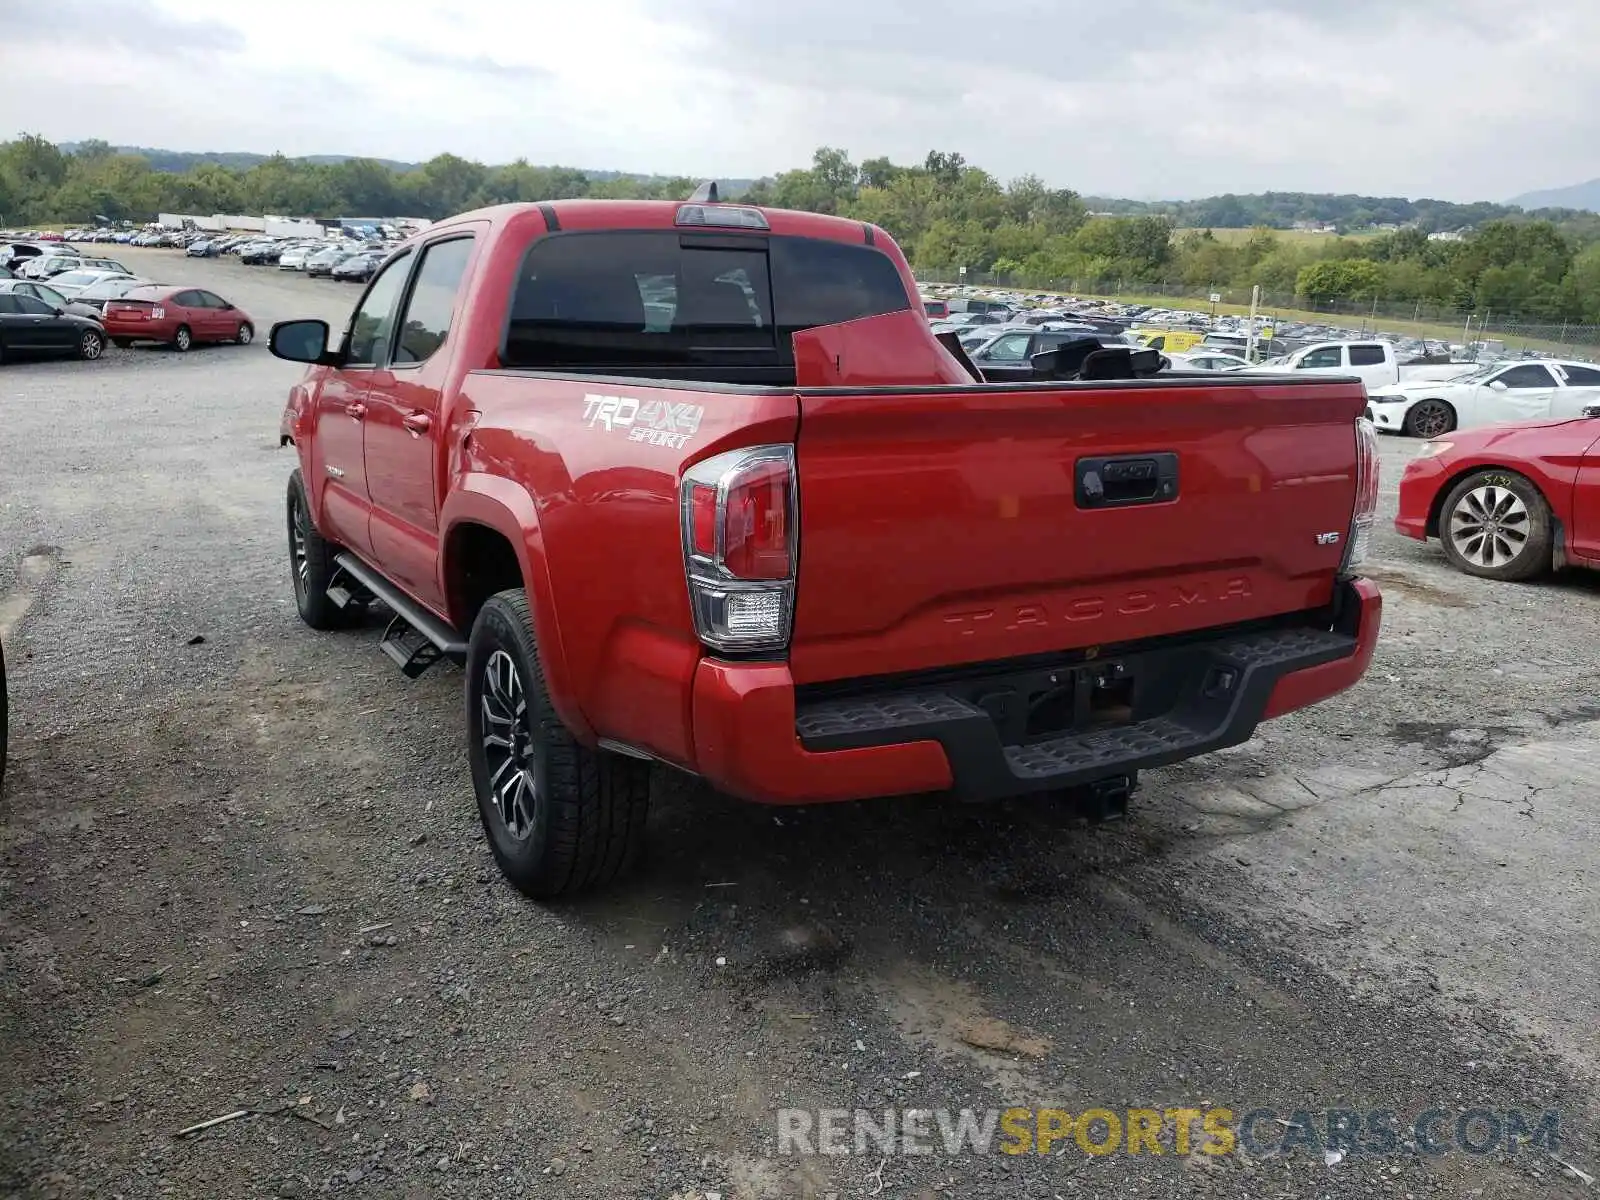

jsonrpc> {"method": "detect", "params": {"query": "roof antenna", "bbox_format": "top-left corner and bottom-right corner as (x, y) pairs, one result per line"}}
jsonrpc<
(687, 180), (720, 203)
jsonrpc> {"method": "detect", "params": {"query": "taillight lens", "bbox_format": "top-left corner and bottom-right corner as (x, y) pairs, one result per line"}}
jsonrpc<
(680, 445), (797, 653)
(1341, 417), (1380, 574)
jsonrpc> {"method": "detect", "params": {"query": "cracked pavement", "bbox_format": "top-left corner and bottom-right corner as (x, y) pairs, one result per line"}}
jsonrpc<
(1, 247), (1597, 1198)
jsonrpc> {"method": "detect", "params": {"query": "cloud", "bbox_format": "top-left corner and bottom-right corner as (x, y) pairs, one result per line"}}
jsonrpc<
(0, 0), (1596, 202)
(5, 0), (244, 55)
(377, 42), (551, 85)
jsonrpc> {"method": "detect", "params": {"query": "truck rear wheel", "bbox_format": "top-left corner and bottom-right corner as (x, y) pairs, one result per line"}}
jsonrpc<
(287, 469), (348, 630)
(466, 589), (650, 899)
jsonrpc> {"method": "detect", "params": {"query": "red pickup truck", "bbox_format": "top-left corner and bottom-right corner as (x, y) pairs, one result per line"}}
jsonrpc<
(269, 193), (1382, 898)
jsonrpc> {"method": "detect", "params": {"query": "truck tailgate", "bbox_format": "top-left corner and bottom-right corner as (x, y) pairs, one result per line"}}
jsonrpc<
(789, 379), (1366, 684)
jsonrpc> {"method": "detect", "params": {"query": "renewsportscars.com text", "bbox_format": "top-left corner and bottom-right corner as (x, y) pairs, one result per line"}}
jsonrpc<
(775, 1106), (1563, 1158)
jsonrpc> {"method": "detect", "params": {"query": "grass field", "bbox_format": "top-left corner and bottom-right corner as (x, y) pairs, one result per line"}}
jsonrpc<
(1176, 226), (1382, 245)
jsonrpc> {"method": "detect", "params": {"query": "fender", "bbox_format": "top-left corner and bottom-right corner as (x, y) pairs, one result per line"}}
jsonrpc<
(440, 473), (594, 741)
(280, 379), (325, 525)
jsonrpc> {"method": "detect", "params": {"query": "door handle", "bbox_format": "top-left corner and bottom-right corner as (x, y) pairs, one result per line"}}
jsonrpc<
(345, 402), (366, 420)
(401, 412), (431, 435)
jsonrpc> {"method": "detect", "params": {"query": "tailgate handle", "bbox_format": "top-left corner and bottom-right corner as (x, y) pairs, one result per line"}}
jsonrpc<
(1076, 453), (1179, 509)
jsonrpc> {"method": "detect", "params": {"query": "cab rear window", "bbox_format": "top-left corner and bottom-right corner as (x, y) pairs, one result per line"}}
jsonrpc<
(502, 231), (910, 373)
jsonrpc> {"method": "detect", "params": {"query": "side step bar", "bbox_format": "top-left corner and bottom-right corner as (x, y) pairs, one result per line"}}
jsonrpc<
(332, 553), (468, 678)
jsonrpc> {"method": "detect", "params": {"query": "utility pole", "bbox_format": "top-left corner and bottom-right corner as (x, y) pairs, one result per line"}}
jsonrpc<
(1246, 286), (1262, 362)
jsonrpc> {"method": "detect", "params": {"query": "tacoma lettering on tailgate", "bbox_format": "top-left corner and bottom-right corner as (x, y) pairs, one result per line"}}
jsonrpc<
(944, 577), (1254, 635)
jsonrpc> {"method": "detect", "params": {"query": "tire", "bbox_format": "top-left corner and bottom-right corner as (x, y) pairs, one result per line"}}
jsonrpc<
(172, 325), (192, 353)
(112, 338), (133, 349)
(466, 590), (651, 899)
(286, 469), (348, 630)
(1438, 469), (1552, 582)
(1404, 398), (1456, 439)
(236, 322), (254, 345)
(78, 329), (104, 360)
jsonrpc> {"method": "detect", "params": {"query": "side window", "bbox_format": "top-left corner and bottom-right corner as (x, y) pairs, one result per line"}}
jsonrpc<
(985, 333), (1033, 361)
(172, 289), (202, 307)
(1348, 344), (1387, 366)
(346, 252), (413, 366)
(1557, 364), (1600, 386)
(768, 237), (911, 339)
(1496, 364), (1555, 389)
(0, 295), (17, 313)
(394, 237), (474, 366)
(15, 294), (55, 315)
(197, 291), (228, 308)
(1300, 346), (1344, 369)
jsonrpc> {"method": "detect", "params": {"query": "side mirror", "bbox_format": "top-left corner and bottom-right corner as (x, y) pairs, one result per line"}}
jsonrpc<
(52, 307), (64, 317)
(1489, 380), (1508, 392)
(270, 318), (332, 365)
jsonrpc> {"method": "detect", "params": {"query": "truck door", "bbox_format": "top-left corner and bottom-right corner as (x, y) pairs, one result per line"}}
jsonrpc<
(313, 248), (413, 557)
(363, 233), (478, 611)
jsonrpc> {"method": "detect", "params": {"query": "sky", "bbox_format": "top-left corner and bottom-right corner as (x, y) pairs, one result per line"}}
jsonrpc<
(4, 0), (1598, 202)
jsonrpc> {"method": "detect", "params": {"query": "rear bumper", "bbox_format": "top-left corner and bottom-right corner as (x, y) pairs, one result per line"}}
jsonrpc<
(691, 579), (1381, 805)
(103, 318), (175, 340)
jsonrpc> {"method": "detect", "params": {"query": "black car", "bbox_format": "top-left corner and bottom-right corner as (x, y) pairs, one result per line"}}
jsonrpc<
(0, 292), (107, 363)
(332, 252), (383, 282)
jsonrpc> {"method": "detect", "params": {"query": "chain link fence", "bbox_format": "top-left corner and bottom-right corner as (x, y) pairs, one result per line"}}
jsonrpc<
(913, 270), (1600, 359)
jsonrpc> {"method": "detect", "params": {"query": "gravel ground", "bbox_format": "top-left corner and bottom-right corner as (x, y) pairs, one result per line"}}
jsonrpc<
(1, 245), (1597, 1199)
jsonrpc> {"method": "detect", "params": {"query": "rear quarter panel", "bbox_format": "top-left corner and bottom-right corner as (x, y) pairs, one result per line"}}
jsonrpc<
(452, 371), (797, 765)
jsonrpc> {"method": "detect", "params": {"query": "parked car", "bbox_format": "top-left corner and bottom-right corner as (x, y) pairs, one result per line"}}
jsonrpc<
(67, 275), (153, 314)
(963, 327), (1128, 364)
(266, 196), (1381, 899)
(1367, 359), (1600, 438)
(277, 244), (322, 271)
(306, 246), (358, 278)
(1395, 410), (1600, 580)
(331, 251), (384, 282)
(45, 269), (135, 299)
(101, 286), (254, 351)
(1166, 351), (1252, 372)
(240, 240), (283, 265)
(1244, 340), (1401, 392)
(0, 291), (107, 362)
(186, 239), (218, 257)
(17, 253), (87, 280)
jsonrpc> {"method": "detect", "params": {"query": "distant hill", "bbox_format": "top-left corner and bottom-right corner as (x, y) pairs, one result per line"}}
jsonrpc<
(1509, 179), (1600, 214)
(60, 143), (421, 174)
(58, 143), (756, 193)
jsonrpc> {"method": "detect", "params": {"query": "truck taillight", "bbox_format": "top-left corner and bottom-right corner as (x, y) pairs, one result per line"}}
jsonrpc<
(1341, 417), (1380, 575)
(680, 445), (797, 653)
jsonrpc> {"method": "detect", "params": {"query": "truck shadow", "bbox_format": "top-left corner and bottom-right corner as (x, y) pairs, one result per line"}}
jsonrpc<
(562, 771), (1177, 982)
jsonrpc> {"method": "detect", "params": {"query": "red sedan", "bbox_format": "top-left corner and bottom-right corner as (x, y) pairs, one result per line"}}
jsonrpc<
(1395, 413), (1600, 580)
(101, 285), (254, 352)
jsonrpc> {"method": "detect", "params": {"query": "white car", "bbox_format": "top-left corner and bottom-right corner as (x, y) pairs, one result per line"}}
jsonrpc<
(1167, 351), (1251, 372)
(277, 244), (322, 270)
(1365, 359), (1600, 438)
(46, 269), (136, 298)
